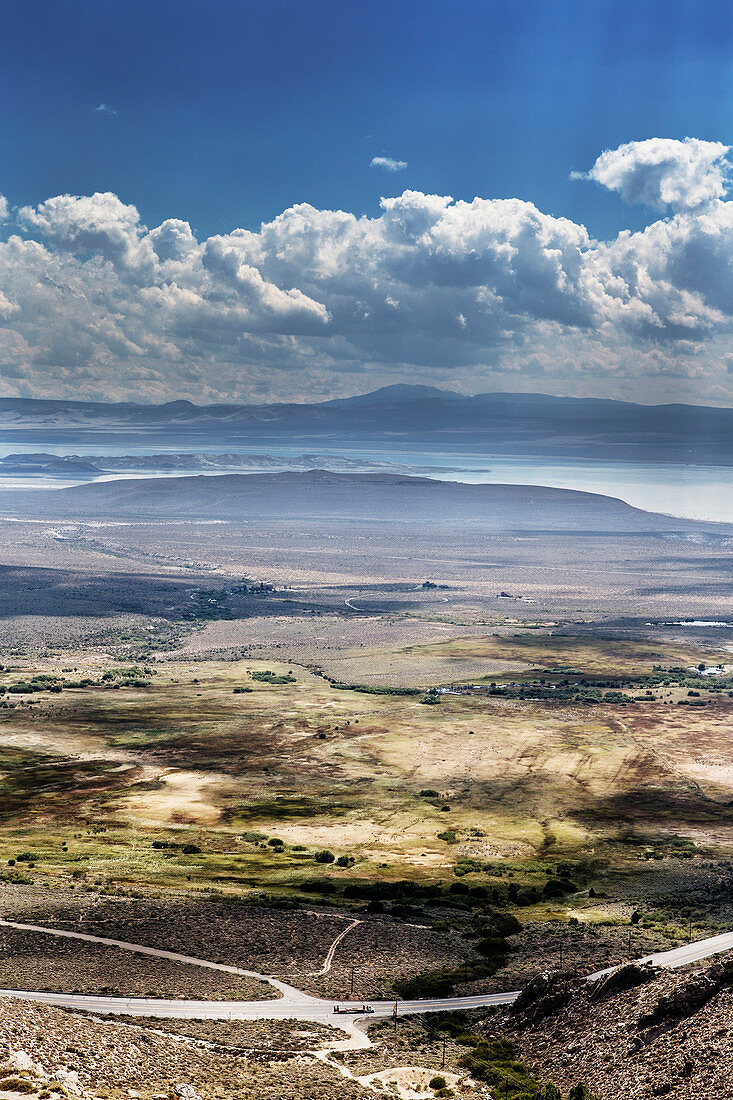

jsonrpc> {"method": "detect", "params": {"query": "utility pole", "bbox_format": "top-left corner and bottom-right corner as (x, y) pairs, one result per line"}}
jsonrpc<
(350, 965), (355, 995)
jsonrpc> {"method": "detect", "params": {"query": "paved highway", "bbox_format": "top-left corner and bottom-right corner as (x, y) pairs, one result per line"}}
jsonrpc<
(639, 930), (733, 970)
(1, 918), (733, 1036)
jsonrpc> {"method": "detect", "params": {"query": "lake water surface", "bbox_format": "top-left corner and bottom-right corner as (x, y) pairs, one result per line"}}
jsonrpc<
(0, 439), (731, 524)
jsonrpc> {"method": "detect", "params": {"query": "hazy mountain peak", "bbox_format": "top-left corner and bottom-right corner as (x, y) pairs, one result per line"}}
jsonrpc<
(319, 383), (466, 406)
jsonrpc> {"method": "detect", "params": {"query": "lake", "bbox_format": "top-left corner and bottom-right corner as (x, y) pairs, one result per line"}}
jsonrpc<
(0, 438), (731, 524)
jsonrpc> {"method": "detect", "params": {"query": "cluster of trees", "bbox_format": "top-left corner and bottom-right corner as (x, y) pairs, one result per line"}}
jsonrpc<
(151, 840), (202, 854)
(251, 669), (297, 684)
(330, 681), (420, 696)
(481, 682), (636, 705)
(0, 665), (159, 697)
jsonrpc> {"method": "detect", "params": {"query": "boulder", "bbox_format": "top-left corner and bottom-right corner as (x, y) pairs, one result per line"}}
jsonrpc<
(589, 963), (658, 1002)
(54, 1067), (85, 1096)
(511, 971), (582, 1023)
(170, 1085), (203, 1100)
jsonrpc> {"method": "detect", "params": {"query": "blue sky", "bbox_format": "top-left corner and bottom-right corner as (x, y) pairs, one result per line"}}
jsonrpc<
(2, 0), (733, 404)
(3, 0), (731, 239)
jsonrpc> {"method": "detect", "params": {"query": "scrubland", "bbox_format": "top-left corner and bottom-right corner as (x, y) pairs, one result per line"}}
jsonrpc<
(1, 633), (731, 989)
(0, 490), (732, 1097)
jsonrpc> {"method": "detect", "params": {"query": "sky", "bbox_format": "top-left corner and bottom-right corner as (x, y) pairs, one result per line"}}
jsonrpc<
(2, 0), (733, 405)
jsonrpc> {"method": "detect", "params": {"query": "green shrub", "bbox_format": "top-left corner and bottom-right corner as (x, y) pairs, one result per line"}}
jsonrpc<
(251, 670), (297, 685)
(397, 971), (457, 999)
(543, 878), (577, 898)
(300, 878), (337, 894)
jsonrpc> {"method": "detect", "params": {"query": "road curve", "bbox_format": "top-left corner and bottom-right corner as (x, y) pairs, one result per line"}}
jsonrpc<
(0, 918), (311, 1002)
(0, 987), (517, 1021)
(0, 918), (517, 1028)
(2, 919), (733, 1028)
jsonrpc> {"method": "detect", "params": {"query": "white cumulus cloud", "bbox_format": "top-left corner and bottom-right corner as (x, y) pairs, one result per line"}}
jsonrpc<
(2, 138), (733, 403)
(581, 137), (730, 210)
(18, 192), (151, 271)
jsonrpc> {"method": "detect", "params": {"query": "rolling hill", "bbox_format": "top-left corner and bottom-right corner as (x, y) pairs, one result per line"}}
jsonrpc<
(1, 470), (726, 535)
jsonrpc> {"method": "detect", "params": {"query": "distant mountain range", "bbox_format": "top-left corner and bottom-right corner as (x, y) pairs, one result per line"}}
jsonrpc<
(2, 384), (733, 463)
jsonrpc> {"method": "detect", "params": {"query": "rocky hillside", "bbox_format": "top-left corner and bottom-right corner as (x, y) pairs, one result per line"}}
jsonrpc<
(497, 958), (733, 1099)
(0, 997), (363, 1100)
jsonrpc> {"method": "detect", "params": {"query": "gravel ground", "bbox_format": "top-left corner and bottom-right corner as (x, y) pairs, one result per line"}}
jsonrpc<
(124, 1015), (342, 1051)
(0, 929), (276, 999)
(451, 919), (677, 996)
(2, 888), (481, 999)
(0, 998), (366, 1100)
(300, 918), (480, 999)
(3, 892), (352, 979)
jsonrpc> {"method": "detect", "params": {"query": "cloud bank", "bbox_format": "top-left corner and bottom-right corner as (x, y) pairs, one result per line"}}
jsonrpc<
(1, 138), (733, 403)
